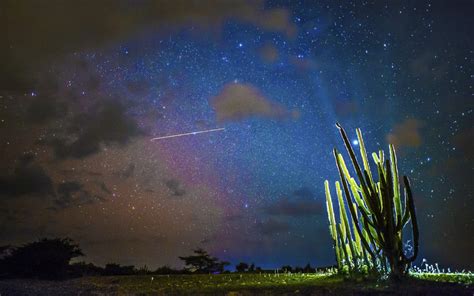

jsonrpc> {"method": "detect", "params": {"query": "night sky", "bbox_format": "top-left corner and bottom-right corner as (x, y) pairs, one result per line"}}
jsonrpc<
(1, 1), (472, 270)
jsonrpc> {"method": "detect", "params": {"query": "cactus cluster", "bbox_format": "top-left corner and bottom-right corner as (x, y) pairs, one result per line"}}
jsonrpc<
(324, 123), (419, 279)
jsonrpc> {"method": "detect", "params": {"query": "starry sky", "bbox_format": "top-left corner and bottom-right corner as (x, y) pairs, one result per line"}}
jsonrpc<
(1, 0), (472, 270)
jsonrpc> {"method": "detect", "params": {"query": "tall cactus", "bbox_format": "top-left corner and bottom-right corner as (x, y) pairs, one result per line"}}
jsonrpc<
(324, 123), (419, 279)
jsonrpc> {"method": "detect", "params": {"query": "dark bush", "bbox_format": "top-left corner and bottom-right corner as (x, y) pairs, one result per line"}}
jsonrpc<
(235, 262), (249, 272)
(0, 238), (83, 279)
(69, 261), (104, 277)
(103, 263), (136, 275)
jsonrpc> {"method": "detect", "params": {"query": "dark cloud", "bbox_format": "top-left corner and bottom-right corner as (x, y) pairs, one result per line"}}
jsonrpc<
(26, 95), (67, 124)
(255, 218), (291, 236)
(1, 0), (296, 90)
(120, 163), (136, 179)
(387, 118), (424, 149)
(210, 83), (298, 122)
(50, 100), (141, 159)
(51, 181), (105, 211)
(263, 188), (323, 217)
(164, 179), (186, 197)
(0, 155), (54, 198)
(84, 171), (103, 177)
(98, 182), (111, 195)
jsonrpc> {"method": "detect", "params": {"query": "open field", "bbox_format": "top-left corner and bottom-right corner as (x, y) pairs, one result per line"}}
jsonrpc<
(0, 272), (473, 295)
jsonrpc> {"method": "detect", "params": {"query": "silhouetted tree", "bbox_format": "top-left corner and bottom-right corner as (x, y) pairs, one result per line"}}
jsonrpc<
(249, 263), (255, 272)
(213, 260), (230, 273)
(0, 238), (83, 279)
(303, 263), (313, 273)
(179, 248), (229, 273)
(69, 262), (103, 277)
(235, 262), (249, 272)
(281, 265), (293, 273)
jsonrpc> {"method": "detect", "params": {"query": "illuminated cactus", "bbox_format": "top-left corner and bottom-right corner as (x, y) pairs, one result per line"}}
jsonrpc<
(324, 123), (419, 280)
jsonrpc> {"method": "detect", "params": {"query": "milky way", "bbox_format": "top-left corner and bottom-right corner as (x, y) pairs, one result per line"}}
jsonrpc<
(1, 1), (472, 269)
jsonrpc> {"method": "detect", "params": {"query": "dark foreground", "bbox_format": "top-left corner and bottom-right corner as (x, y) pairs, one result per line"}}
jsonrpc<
(0, 273), (473, 295)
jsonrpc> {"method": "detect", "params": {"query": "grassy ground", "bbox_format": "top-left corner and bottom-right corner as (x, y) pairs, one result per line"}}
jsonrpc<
(0, 272), (473, 295)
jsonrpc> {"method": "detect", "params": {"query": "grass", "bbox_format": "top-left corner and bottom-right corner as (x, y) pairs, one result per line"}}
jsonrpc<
(1, 272), (472, 295)
(88, 273), (342, 294)
(84, 272), (474, 295)
(411, 272), (474, 285)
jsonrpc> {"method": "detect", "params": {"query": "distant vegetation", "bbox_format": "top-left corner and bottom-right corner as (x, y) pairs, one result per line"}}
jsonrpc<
(324, 123), (419, 280)
(0, 237), (322, 280)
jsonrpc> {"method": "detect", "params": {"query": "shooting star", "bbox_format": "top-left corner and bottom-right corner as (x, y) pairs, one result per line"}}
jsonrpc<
(150, 127), (225, 141)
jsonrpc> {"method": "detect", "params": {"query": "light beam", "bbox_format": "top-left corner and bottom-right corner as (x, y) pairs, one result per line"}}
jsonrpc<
(150, 127), (225, 141)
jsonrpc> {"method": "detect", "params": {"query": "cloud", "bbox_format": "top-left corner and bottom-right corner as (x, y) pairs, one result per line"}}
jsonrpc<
(386, 118), (424, 149)
(50, 100), (141, 159)
(51, 181), (105, 210)
(452, 127), (473, 160)
(0, 155), (54, 198)
(263, 187), (323, 217)
(210, 83), (297, 122)
(164, 179), (186, 197)
(258, 43), (279, 63)
(254, 8), (297, 38)
(1, 0), (296, 90)
(255, 218), (291, 236)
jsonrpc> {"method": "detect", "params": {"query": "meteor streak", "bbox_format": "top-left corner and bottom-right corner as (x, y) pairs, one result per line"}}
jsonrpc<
(150, 127), (225, 141)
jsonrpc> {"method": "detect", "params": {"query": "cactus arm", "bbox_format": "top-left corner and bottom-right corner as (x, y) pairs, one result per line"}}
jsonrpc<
(389, 144), (402, 226)
(383, 159), (395, 251)
(403, 176), (419, 263)
(356, 128), (373, 184)
(336, 181), (358, 264)
(325, 180), (338, 241)
(349, 178), (370, 217)
(334, 148), (376, 259)
(336, 225), (351, 271)
(325, 181), (343, 269)
(363, 170), (383, 225)
(372, 152), (380, 164)
(352, 203), (363, 257)
(335, 123), (373, 206)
